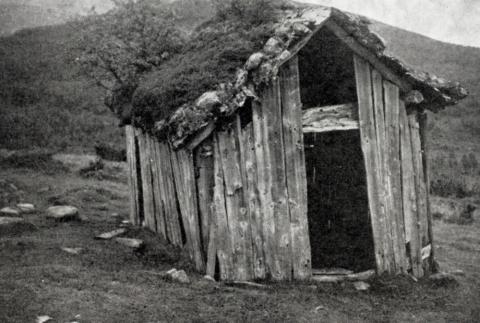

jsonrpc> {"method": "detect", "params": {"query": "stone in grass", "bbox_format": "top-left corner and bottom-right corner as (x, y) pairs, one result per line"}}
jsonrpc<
(61, 247), (83, 255)
(95, 228), (127, 240)
(115, 237), (144, 250)
(353, 281), (370, 291)
(1, 207), (20, 216)
(0, 217), (24, 226)
(119, 220), (131, 228)
(17, 203), (35, 213)
(46, 206), (79, 222)
(202, 275), (216, 282)
(36, 315), (52, 323)
(450, 269), (465, 277)
(166, 268), (190, 284)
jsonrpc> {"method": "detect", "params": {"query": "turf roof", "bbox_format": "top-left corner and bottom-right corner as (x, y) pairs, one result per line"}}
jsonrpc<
(131, 6), (283, 129)
(127, 2), (467, 147)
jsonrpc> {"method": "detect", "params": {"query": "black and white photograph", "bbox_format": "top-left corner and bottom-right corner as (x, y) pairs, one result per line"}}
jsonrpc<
(0, 0), (479, 322)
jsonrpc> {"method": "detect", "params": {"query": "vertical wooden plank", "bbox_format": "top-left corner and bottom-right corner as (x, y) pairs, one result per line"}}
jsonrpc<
(206, 203), (217, 278)
(195, 139), (214, 255)
(408, 111), (429, 252)
(213, 135), (234, 280)
(218, 125), (253, 281)
(279, 56), (311, 280)
(150, 136), (167, 240)
(157, 142), (183, 247)
(136, 129), (156, 232)
(125, 126), (141, 226)
(252, 99), (276, 279)
(264, 78), (292, 280)
(400, 105), (424, 277)
(146, 134), (159, 233)
(384, 81), (408, 273)
(147, 134), (159, 233)
(354, 55), (387, 273)
(235, 116), (255, 280)
(242, 121), (266, 279)
(371, 70), (392, 273)
(419, 112), (435, 272)
(170, 148), (206, 272)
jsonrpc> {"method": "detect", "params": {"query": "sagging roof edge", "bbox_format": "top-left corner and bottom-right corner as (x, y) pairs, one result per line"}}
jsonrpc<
(126, 6), (468, 149)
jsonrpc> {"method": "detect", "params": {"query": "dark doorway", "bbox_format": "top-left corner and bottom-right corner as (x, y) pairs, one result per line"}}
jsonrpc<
(304, 130), (375, 272)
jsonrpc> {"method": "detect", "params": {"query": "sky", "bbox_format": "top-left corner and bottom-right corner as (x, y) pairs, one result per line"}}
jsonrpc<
(302, 0), (480, 47)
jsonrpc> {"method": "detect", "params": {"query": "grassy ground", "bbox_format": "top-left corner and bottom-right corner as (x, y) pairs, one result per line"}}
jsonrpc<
(0, 156), (479, 323)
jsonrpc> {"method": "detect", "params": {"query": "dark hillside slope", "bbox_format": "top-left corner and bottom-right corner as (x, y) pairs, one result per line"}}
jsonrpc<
(372, 22), (480, 152)
(0, 0), (213, 151)
(0, 23), (122, 151)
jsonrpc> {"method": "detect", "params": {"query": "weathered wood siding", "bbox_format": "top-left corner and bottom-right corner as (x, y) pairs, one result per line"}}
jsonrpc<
(194, 139), (214, 255)
(125, 125), (142, 226)
(354, 55), (432, 277)
(205, 56), (311, 281)
(125, 129), (205, 270)
(280, 57), (311, 280)
(125, 53), (433, 280)
(171, 148), (205, 272)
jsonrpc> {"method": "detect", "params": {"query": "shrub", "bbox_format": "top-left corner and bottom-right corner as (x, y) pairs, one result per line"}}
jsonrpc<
(79, 158), (106, 179)
(430, 178), (468, 198)
(213, 0), (276, 26)
(94, 143), (126, 162)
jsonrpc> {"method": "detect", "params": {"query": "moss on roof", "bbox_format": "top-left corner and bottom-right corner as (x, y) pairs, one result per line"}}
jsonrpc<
(125, 2), (467, 148)
(130, 5), (286, 129)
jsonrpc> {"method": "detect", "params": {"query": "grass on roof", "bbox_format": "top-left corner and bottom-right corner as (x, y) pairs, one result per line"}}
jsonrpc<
(131, 8), (280, 127)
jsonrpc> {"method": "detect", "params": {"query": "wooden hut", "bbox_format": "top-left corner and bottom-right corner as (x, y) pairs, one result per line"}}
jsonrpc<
(122, 6), (467, 281)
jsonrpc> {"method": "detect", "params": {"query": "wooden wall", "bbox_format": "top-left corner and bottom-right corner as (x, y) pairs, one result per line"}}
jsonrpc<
(354, 55), (432, 277)
(124, 125), (204, 271)
(208, 56), (311, 281)
(124, 53), (433, 280)
(124, 56), (311, 281)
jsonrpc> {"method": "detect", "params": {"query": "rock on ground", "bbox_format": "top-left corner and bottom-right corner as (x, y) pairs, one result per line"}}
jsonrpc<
(1, 207), (20, 216)
(353, 281), (370, 291)
(202, 275), (216, 282)
(36, 315), (52, 323)
(115, 237), (144, 250)
(167, 269), (190, 284)
(46, 206), (79, 221)
(95, 228), (127, 240)
(61, 247), (83, 255)
(17, 203), (35, 213)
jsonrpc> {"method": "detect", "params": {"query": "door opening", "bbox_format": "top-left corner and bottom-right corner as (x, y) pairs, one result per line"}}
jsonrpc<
(304, 130), (375, 272)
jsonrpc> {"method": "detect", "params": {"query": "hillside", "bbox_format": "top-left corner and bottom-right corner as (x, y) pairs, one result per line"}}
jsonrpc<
(0, 0), (478, 156)
(0, 0), (114, 36)
(371, 22), (480, 152)
(0, 0), (213, 152)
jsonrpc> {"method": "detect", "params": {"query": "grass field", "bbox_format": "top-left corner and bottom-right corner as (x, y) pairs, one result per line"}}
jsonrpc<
(0, 155), (479, 322)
